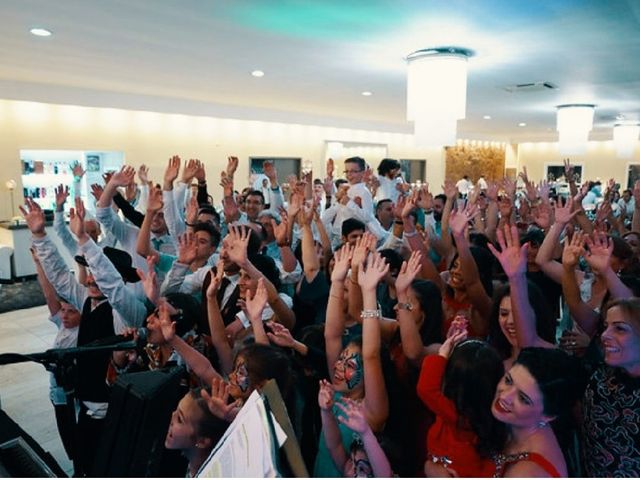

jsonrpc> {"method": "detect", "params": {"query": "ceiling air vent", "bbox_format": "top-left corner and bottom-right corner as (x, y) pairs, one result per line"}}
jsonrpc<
(503, 81), (557, 93)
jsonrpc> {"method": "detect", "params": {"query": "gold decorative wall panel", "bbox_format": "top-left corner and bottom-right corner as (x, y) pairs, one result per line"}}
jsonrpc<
(445, 145), (505, 182)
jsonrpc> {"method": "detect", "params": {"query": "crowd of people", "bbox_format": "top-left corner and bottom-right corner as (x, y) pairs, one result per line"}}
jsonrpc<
(18, 154), (640, 477)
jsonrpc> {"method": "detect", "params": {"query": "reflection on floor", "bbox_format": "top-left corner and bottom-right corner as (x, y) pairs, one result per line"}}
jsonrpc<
(0, 305), (74, 476)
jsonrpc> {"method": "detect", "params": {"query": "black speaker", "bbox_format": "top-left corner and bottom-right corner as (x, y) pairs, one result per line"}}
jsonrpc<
(0, 410), (66, 477)
(92, 367), (187, 477)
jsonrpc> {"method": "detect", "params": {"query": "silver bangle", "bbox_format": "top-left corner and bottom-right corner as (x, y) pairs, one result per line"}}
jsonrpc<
(404, 230), (418, 238)
(360, 309), (381, 319)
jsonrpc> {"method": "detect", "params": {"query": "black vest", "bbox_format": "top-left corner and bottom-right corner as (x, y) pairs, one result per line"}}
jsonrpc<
(76, 299), (115, 402)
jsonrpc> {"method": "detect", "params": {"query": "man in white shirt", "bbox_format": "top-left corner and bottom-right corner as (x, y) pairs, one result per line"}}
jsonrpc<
(455, 175), (472, 197)
(618, 189), (636, 221)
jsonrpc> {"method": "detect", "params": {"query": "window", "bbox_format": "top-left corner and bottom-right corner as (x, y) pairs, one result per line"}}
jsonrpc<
(400, 159), (426, 183)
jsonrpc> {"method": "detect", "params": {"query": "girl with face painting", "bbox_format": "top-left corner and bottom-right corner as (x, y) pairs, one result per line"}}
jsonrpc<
(157, 276), (293, 425)
(313, 249), (389, 477)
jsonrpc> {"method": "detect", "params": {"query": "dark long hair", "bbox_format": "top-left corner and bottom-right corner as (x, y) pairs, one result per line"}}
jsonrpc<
(442, 340), (507, 457)
(411, 279), (444, 345)
(488, 282), (556, 360)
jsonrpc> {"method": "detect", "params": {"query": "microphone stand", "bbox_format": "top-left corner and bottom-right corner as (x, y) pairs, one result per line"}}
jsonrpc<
(0, 340), (139, 476)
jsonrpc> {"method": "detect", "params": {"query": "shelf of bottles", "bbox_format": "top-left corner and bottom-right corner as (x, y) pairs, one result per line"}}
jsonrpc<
(21, 158), (82, 212)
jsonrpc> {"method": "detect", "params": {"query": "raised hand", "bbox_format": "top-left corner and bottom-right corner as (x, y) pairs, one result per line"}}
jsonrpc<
(163, 155), (181, 188)
(438, 328), (468, 359)
(206, 265), (225, 300)
(111, 165), (136, 187)
(177, 231), (198, 265)
(19, 198), (46, 235)
(318, 379), (335, 411)
(225, 225), (249, 267)
(351, 232), (376, 269)
(226, 156), (239, 178)
(265, 321), (296, 348)
(90, 183), (104, 202)
(563, 158), (575, 182)
(443, 180), (458, 200)
(537, 180), (551, 203)
(401, 189), (418, 219)
(449, 203), (478, 237)
(335, 398), (370, 434)
(137, 253), (159, 304)
(179, 158), (198, 184)
(220, 172), (234, 198)
(201, 377), (241, 422)
(395, 250), (422, 295)
(416, 183), (434, 210)
(502, 177), (516, 198)
(330, 243), (354, 283)
(194, 159), (206, 183)
(138, 164), (149, 184)
(102, 171), (115, 185)
(184, 195), (198, 225)
(70, 160), (85, 179)
(263, 161), (278, 185)
(54, 184), (69, 210)
(147, 186), (164, 213)
(561, 232), (585, 268)
(485, 180), (499, 202)
(487, 224), (528, 278)
(158, 301), (177, 343)
(69, 197), (87, 239)
(272, 215), (290, 247)
(326, 158), (335, 178)
(243, 277), (268, 322)
(584, 231), (613, 274)
(532, 201), (553, 230)
(357, 252), (389, 292)
(288, 191), (304, 220)
(554, 196), (578, 225)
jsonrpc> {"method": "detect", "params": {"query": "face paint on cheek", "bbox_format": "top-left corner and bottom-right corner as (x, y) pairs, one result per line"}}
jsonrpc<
(343, 352), (363, 390)
(234, 361), (250, 393)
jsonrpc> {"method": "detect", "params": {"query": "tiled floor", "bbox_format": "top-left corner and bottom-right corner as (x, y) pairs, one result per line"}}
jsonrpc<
(0, 305), (73, 476)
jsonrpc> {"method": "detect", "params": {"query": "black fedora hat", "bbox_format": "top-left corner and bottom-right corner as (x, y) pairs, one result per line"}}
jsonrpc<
(75, 246), (140, 283)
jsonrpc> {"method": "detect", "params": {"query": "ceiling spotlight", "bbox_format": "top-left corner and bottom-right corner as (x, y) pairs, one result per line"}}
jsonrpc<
(518, 122), (526, 127)
(251, 70), (264, 77)
(30, 27), (52, 37)
(361, 91), (372, 96)
(483, 115), (491, 120)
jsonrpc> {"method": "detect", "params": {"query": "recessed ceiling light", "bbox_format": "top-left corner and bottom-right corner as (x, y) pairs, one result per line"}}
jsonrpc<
(518, 122), (527, 127)
(251, 70), (264, 77)
(30, 28), (52, 37)
(483, 115), (491, 120)
(361, 91), (372, 96)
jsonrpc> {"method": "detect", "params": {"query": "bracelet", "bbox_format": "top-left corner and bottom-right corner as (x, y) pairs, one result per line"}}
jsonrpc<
(395, 302), (413, 311)
(360, 309), (381, 319)
(404, 230), (418, 238)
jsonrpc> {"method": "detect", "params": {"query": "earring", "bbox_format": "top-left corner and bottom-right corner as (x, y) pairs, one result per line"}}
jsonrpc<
(538, 421), (547, 429)
(195, 443), (200, 448)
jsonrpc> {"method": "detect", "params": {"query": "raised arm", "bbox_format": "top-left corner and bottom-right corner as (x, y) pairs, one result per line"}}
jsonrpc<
(560, 232), (601, 337)
(325, 243), (354, 372)
(226, 226), (296, 330)
(21, 198), (86, 311)
(584, 231), (632, 300)
(395, 251), (440, 366)
(243, 278), (270, 345)
(318, 380), (348, 472)
(205, 266), (234, 375)
(30, 247), (61, 316)
(299, 206), (320, 282)
(488, 225), (552, 348)
(159, 302), (221, 384)
(136, 186), (163, 259)
(535, 197), (578, 283)
(357, 253), (390, 431)
(449, 205), (493, 325)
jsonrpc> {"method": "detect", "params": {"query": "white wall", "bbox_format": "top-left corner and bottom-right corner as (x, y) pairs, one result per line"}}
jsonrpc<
(0, 99), (446, 221)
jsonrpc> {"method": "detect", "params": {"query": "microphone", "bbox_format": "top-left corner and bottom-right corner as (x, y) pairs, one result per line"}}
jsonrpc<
(83, 327), (148, 350)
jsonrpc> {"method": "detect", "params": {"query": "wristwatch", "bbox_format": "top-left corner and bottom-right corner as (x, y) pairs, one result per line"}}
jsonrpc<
(395, 302), (413, 312)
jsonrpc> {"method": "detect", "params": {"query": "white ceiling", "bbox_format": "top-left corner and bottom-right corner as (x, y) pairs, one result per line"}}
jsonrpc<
(2, 0), (640, 143)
